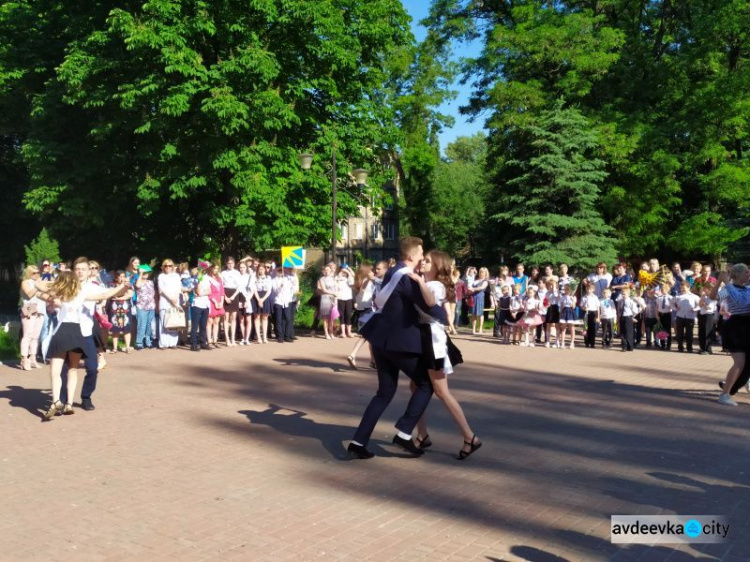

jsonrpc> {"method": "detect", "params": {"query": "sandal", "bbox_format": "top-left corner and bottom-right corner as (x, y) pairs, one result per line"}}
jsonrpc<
(347, 355), (357, 370)
(43, 400), (63, 420)
(457, 435), (482, 460)
(63, 404), (75, 415)
(415, 434), (432, 449)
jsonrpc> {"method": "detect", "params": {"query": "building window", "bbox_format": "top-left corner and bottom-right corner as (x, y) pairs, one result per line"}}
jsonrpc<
(353, 223), (363, 240)
(339, 223), (348, 241)
(372, 223), (380, 240)
(385, 223), (396, 240)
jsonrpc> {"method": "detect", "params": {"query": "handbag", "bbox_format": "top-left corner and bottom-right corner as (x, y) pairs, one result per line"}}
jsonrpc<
(331, 305), (340, 321)
(164, 307), (187, 329)
(21, 302), (38, 318)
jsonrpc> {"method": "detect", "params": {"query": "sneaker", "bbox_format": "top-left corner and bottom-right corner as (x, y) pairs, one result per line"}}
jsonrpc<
(569, 343), (575, 349)
(718, 393), (738, 407)
(529, 343), (536, 347)
(545, 342), (550, 348)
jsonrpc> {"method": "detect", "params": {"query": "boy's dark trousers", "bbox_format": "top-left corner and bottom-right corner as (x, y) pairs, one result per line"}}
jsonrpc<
(493, 307), (502, 337)
(675, 317), (695, 352)
(620, 316), (634, 350)
(600, 318), (613, 346)
(585, 311), (597, 347)
(658, 312), (672, 350)
(698, 313), (716, 353)
(633, 313), (643, 346)
(644, 317), (658, 347)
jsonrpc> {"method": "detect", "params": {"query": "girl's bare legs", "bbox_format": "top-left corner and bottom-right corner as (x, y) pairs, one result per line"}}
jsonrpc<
(65, 352), (82, 407)
(123, 332), (131, 351)
(49, 357), (65, 402)
(253, 315), (261, 343)
(446, 302), (456, 334)
(241, 315), (251, 343)
(722, 352), (746, 393)
(569, 325), (576, 348)
(471, 315), (477, 334)
(226, 311), (238, 345)
(213, 318), (221, 344)
(411, 371), (479, 452)
(111, 334), (119, 352)
(561, 324), (567, 348)
(348, 336), (368, 366)
(478, 314), (485, 334)
(261, 315), (269, 343)
(322, 313), (330, 339)
(328, 318), (336, 339)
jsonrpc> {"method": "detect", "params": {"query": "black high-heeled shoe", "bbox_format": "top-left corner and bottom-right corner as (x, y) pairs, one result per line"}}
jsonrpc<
(457, 435), (482, 460)
(415, 434), (432, 449)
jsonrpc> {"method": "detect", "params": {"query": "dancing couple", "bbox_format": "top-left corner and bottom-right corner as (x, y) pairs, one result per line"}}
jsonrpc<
(347, 237), (481, 460)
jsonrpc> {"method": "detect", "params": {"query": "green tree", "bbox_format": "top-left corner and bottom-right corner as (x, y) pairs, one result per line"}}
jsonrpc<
(24, 228), (61, 267)
(1, 0), (414, 262)
(430, 133), (487, 257)
(427, 0), (750, 262)
(493, 101), (617, 269)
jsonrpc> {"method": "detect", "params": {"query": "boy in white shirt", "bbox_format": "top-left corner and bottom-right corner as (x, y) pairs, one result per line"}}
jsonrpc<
(599, 288), (616, 347)
(672, 281), (701, 353)
(619, 286), (640, 351)
(655, 282), (674, 350)
(698, 283), (717, 355)
(580, 284), (600, 348)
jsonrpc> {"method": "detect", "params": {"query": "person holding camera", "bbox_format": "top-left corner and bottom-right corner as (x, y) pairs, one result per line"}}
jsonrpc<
(19, 265), (46, 370)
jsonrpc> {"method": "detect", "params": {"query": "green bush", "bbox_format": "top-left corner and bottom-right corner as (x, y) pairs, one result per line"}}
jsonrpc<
(294, 267), (319, 329)
(24, 228), (61, 267)
(0, 328), (19, 361)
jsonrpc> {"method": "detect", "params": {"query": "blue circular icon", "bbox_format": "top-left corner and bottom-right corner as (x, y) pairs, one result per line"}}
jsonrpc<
(685, 519), (702, 538)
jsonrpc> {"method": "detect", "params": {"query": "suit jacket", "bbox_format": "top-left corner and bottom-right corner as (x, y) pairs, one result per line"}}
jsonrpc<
(360, 262), (446, 353)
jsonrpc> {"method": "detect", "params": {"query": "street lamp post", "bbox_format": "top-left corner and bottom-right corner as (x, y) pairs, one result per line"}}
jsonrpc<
(298, 150), (368, 263)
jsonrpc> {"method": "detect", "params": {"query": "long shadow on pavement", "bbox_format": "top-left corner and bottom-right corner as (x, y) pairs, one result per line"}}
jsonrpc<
(0, 385), (49, 420)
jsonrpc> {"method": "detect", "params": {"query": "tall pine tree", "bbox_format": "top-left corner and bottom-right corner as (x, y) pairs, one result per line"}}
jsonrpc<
(493, 101), (617, 270)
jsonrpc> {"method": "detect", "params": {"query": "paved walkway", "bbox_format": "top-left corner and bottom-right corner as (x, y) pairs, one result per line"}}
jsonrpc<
(1, 333), (749, 561)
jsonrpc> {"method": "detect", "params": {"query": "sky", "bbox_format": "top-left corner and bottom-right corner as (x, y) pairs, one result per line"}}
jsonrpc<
(399, 0), (487, 151)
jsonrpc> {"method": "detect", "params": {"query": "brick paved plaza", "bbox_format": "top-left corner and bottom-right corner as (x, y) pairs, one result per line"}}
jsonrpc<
(1, 334), (749, 561)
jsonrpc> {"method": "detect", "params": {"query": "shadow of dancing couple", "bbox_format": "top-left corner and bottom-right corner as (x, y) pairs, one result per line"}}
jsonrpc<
(346, 238), (482, 461)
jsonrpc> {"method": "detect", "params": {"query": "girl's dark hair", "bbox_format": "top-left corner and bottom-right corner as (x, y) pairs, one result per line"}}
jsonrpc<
(428, 250), (455, 302)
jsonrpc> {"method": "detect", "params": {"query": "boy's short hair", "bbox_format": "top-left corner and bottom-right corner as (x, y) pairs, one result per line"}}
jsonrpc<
(399, 236), (423, 260)
(603, 288), (611, 295)
(501, 285), (510, 293)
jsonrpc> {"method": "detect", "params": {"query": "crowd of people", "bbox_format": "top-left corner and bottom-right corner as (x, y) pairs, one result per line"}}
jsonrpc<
(15, 246), (750, 432)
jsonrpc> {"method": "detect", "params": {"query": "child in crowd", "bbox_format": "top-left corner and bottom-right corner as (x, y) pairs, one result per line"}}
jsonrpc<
(544, 279), (561, 348)
(656, 283), (673, 350)
(580, 283), (600, 348)
(599, 288), (616, 347)
(535, 281), (548, 344)
(495, 285), (512, 343)
(641, 287), (659, 348)
(521, 287), (543, 347)
(698, 283), (717, 355)
(619, 285), (640, 351)
(509, 284), (524, 345)
(673, 281), (700, 352)
(559, 284), (578, 349)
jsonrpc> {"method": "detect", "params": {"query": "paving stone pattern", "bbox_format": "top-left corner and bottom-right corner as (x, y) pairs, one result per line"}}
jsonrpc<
(1, 333), (749, 561)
